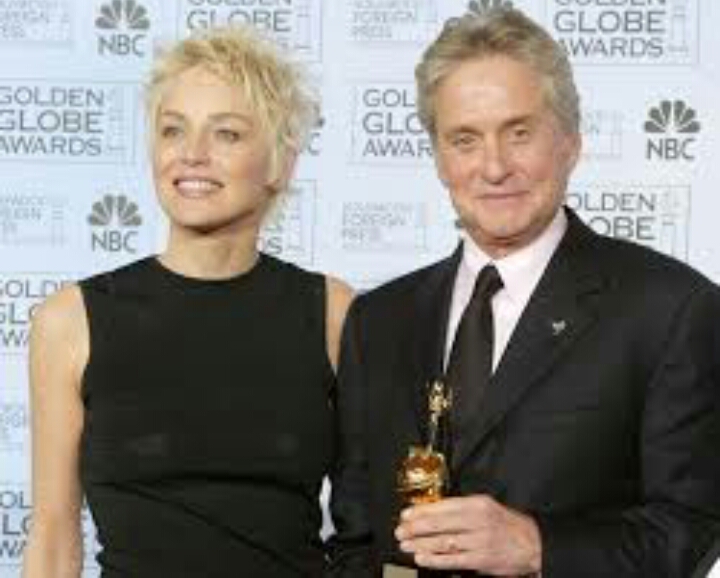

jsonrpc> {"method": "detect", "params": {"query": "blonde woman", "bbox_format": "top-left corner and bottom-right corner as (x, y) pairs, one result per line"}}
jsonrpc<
(23, 26), (352, 578)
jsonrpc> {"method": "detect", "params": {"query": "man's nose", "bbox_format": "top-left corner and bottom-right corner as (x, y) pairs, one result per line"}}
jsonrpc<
(480, 140), (512, 184)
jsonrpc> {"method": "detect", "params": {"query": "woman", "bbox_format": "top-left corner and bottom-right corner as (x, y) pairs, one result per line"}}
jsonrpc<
(22, 25), (352, 578)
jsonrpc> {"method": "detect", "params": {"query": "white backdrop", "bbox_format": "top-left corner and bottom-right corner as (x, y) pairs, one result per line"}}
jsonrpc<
(1, 1), (719, 576)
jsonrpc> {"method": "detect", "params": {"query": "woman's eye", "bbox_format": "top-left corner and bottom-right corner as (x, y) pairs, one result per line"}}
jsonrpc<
(159, 125), (182, 139)
(216, 128), (241, 143)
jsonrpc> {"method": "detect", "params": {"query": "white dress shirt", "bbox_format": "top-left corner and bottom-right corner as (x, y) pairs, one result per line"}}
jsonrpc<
(444, 209), (568, 372)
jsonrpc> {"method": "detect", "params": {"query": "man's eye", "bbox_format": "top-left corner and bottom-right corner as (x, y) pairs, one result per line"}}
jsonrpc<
(509, 127), (530, 142)
(451, 134), (476, 149)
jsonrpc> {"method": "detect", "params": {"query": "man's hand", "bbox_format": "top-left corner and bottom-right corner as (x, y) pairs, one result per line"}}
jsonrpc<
(395, 494), (541, 576)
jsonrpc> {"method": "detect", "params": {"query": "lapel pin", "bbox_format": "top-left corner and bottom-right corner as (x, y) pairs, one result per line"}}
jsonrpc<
(551, 320), (567, 336)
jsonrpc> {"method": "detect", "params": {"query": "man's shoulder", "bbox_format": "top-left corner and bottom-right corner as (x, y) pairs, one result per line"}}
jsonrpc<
(590, 232), (713, 289)
(359, 256), (453, 306)
(566, 209), (710, 287)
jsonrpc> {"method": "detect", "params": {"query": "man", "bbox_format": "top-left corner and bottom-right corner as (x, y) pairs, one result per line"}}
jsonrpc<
(328, 6), (720, 577)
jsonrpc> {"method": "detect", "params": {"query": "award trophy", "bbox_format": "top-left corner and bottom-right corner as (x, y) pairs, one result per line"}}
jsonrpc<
(397, 380), (452, 506)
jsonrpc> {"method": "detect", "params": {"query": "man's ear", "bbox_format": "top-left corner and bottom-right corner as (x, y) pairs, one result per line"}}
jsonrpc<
(566, 131), (582, 173)
(433, 140), (450, 188)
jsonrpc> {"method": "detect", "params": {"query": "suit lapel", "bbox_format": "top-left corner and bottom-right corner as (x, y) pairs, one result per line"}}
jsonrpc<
(404, 245), (462, 442)
(452, 212), (608, 472)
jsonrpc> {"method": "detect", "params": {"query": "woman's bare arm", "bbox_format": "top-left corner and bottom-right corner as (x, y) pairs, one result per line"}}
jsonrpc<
(22, 285), (88, 578)
(325, 276), (354, 372)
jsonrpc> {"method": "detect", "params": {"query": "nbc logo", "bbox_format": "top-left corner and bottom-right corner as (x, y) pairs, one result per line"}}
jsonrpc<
(468, 0), (514, 13)
(445, 1), (514, 31)
(88, 194), (142, 253)
(644, 100), (700, 161)
(88, 195), (142, 227)
(96, 0), (151, 57)
(644, 100), (700, 135)
(96, 0), (150, 30)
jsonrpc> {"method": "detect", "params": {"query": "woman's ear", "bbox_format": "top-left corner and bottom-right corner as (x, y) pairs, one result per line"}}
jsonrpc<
(266, 148), (299, 196)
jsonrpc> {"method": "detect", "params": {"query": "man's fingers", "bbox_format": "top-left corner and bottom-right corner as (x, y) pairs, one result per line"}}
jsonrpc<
(414, 549), (477, 570)
(397, 495), (495, 540)
(399, 532), (465, 556)
(398, 532), (480, 570)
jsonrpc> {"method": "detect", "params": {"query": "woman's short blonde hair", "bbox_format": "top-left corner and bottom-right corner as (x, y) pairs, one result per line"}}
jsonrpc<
(146, 25), (319, 188)
(416, 7), (580, 139)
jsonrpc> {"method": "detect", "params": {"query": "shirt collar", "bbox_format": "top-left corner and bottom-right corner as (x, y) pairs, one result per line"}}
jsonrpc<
(460, 209), (567, 304)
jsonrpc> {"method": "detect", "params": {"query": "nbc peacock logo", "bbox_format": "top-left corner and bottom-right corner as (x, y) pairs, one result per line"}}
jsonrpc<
(644, 99), (700, 161)
(444, 1), (515, 34)
(88, 195), (142, 227)
(96, 0), (150, 30)
(95, 0), (151, 57)
(88, 194), (142, 254)
(644, 100), (701, 135)
(467, 0), (514, 14)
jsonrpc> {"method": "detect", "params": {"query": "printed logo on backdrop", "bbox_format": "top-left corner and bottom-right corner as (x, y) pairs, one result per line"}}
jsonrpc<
(0, 0), (72, 46)
(464, 0), (515, 18)
(95, 0), (152, 58)
(443, 1), (531, 31)
(0, 395), (27, 455)
(567, 183), (690, 259)
(88, 194), (143, 255)
(0, 484), (30, 565)
(303, 115), (325, 158)
(179, 0), (323, 62)
(258, 180), (315, 266)
(0, 484), (99, 568)
(341, 202), (428, 253)
(470, 0), (514, 10)
(351, 82), (432, 165)
(0, 81), (136, 164)
(0, 193), (68, 247)
(0, 274), (72, 355)
(347, 0), (439, 44)
(547, 0), (700, 65)
(581, 109), (623, 160)
(644, 99), (700, 162)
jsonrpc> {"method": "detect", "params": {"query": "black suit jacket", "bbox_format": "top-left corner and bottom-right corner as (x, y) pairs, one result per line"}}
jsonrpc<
(328, 209), (720, 577)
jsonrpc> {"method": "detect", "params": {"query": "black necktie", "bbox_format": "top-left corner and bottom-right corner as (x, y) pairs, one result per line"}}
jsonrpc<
(446, 264), (503, 460)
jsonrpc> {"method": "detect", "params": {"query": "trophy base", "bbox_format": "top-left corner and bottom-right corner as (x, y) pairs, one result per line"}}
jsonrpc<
(397, 446), (446, 507)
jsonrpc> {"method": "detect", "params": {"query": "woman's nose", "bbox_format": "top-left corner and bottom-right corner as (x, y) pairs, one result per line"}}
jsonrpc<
(180, 133), (210, 164)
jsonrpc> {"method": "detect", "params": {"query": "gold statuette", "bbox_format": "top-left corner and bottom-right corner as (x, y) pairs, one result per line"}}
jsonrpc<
(397, 381), (452, 506)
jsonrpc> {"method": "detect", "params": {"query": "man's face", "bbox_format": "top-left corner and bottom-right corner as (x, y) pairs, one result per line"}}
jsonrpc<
(433, 55), (580, 258)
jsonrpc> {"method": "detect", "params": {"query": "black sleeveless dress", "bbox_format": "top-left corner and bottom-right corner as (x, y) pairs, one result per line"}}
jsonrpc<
(79, 254), (335, 577)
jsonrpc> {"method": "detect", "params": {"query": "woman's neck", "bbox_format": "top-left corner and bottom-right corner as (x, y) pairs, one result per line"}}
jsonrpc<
(159, 227), (260, 280)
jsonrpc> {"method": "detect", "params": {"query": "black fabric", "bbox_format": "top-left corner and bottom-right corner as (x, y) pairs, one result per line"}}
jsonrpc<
(79, 254), (334, 578)
(446, 264), (503, 468)
(328, 209), (720, 577)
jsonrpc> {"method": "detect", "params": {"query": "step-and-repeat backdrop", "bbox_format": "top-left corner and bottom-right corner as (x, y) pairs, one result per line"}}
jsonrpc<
(1, 1), (719, 575)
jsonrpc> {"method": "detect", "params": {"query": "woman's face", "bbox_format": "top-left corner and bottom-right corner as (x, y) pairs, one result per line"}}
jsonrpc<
(152, 66), (282, 236)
